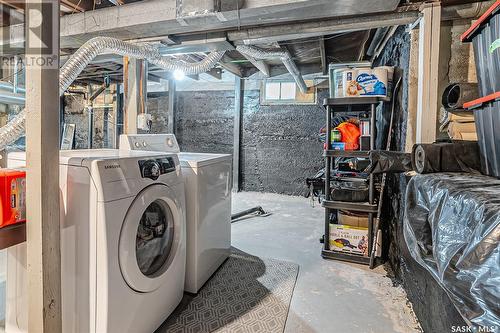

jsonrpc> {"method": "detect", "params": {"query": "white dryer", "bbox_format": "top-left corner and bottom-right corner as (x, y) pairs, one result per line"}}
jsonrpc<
(120, 134), (232, 293)
(6, 149), (186, 333)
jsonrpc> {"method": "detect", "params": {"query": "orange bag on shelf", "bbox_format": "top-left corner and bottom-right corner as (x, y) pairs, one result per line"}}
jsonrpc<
(335, 122), (361, 150)
(0, 169), (26, 228)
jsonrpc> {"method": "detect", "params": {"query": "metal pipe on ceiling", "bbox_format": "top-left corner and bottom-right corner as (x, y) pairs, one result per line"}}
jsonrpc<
(227, 11), (420, 45)
(226, 1), (493, 45)
(0, 81), (26, 94)
(366, 27), (389, 58)
(0, 91), (25, 105)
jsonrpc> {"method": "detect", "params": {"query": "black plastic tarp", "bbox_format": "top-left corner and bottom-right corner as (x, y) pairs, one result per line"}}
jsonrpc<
(366, 150), (412, 174)
(404, 173), (500, 331)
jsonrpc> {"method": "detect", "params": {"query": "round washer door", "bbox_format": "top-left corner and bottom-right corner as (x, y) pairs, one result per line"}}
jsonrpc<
(119, 184), (182, 293)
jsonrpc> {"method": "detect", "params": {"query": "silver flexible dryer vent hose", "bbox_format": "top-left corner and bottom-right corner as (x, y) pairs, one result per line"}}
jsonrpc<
(0, 36), (226, 151)
(236, 45), (307, 93)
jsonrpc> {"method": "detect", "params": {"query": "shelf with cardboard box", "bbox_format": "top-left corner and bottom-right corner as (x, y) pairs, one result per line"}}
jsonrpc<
(321, 97), (383, 267)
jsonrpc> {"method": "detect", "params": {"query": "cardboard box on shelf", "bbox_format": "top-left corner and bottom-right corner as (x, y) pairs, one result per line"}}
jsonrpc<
(338, 211), (369, 228)
(329, 224), (369, 256)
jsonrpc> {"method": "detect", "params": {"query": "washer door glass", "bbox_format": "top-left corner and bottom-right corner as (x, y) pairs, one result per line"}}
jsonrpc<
(136, 200), (174, 277)
(119, 184), (182, 293)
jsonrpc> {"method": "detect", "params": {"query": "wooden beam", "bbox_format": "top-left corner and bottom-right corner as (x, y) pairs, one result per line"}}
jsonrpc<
(319, 36), (327, 75)
(220, 55), (243, 77)
(232, 76), (243, 192)
(0, 0), (24, 11)
(167, 79), (175, 133)
(241, 54), (269, 77)
(60, 0), (84, 12)
(205, 67), (222, 80)
(25, 0), (62, 332)
(123, 57), (147, 133)
(416, 2), (441, 143)
(106, 0), (124, 6)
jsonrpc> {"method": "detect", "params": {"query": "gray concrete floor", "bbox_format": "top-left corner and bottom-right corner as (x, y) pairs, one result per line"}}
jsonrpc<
(231, 192), (422, 333)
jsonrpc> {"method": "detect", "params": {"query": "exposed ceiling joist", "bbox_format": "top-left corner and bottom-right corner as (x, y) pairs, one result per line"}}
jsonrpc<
(219, 55), (243, 77)
(106, 0), (124, 6)
(248, 63), (322, 80)
(0, 0), (24, 11)
(158, 33), (235, 55)
(242, 54), (270, 77)
(205, 68), (223, 80)
(60, 0), (86, 12)
(38, 0), (400, 48)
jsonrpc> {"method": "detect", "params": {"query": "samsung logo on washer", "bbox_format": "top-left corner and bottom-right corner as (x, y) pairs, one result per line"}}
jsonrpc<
(104, 164), (121, 169)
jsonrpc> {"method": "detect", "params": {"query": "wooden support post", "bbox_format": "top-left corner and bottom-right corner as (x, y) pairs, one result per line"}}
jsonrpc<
(232, 76), (244, 192)
(123, 57), (147, 133)
(405, 30), (419, 152)
(114, 83), (123, 148)
(416, 2), (441, 144)
(167, 79), (175, 133)
(319, 36), (327, 75)
(25, 0), (62, 332)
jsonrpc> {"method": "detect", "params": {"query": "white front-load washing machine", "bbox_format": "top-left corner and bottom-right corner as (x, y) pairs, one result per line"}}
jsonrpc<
(120, 134), (232, 293)
(6, 149), (186, 333)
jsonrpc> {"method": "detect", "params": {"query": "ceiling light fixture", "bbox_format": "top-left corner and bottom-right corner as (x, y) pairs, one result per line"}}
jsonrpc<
(173, 69), (185, 81)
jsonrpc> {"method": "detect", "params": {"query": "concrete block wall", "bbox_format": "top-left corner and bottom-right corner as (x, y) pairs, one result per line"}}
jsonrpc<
(174, 90), (235, 155)
(166, 88), (326, 196)
(240, 90), (326, 195)
(146, 93), (170, 134)
(63, 85), (117, 149)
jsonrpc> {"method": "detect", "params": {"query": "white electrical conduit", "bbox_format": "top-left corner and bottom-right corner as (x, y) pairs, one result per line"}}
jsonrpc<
(236, 45), (308, 93)
(0, 36), (225, 151)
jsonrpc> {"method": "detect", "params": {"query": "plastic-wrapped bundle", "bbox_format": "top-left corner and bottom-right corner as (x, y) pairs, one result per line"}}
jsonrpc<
(404, 173), (500, 329)
(0, 37), (225, 151)
(411, 141), (483, 174)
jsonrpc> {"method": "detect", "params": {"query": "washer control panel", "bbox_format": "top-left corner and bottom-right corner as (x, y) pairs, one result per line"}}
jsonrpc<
(120, 134), (180, 153)
(138, 157), (176, 180)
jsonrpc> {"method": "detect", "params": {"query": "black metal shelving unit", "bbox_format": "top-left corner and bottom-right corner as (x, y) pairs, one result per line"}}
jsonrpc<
(321, 97), (382, 265)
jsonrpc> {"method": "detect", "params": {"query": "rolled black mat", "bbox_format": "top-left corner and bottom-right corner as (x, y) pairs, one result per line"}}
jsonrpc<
(411, 141), (483, 174)
(366, 151), (412, 174)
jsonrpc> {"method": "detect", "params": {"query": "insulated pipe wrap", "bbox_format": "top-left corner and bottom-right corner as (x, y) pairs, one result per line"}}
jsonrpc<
(236, 45), (308, 93)
(60, 37), (225, 95)
(0, 36), (225, 150)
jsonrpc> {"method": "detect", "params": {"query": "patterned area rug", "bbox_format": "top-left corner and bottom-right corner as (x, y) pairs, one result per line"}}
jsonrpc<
(157, 249), (299, 333)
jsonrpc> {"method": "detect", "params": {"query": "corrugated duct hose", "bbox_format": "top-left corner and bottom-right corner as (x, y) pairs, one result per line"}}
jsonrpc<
(0, 36), (226, 151)
(236, 45), (308, 93)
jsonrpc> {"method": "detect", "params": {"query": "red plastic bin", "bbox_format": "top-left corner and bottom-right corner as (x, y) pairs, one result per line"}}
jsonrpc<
(461, 1), (500, 96)
(464, 92), (500, 178)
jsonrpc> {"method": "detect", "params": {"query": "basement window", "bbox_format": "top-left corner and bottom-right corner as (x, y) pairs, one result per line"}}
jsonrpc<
(261, 80), (315, 105)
